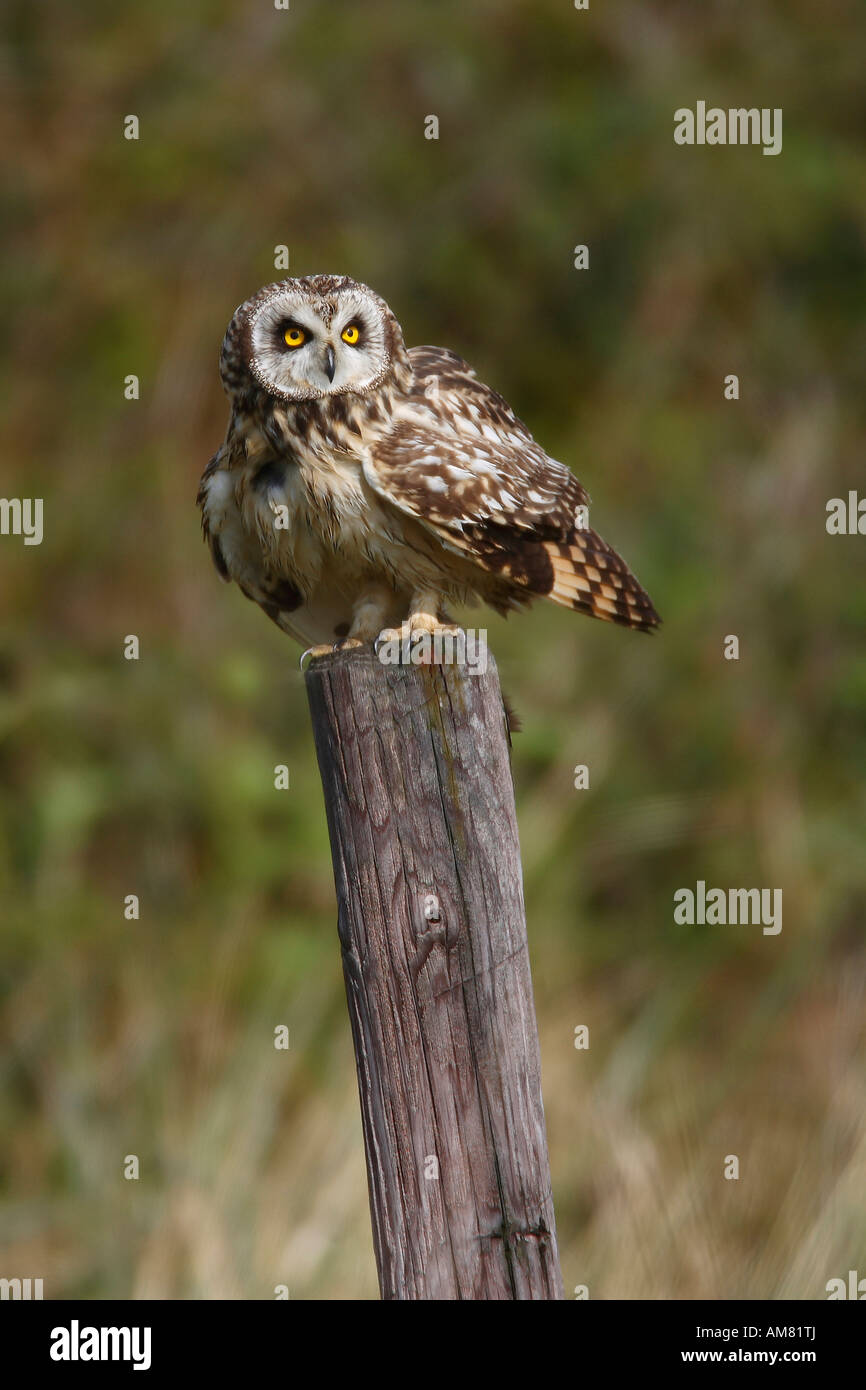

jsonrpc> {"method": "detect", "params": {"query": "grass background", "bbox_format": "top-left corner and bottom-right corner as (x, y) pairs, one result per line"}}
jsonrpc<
(1, 0), (865, 1298)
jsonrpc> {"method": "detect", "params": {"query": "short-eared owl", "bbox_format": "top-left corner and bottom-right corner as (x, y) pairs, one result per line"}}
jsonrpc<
(197, 274), (660, 652)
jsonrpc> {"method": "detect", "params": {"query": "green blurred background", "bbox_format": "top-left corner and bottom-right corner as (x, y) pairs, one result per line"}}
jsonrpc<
(1, 0), (865, 1299)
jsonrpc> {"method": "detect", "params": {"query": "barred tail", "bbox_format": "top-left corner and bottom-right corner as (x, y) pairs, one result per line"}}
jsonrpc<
(543, 530), (660, 632)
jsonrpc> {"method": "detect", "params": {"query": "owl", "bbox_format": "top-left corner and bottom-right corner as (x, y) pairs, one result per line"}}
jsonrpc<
(197, 274), (659, 657)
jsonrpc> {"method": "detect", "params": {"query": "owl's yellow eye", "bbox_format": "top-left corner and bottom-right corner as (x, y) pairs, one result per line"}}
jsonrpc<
(341, 324), (360, 345)
(284, 326), (306, 348)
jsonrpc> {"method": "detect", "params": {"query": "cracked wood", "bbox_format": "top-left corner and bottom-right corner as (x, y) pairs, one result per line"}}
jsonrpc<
(304, 646), (563, 1300)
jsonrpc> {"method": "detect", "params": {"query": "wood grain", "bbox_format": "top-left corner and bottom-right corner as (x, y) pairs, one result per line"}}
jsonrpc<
(305, 646), (562, 1300)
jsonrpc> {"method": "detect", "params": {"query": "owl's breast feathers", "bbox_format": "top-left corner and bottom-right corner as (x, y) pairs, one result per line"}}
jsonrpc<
(198, 343), (659, 638)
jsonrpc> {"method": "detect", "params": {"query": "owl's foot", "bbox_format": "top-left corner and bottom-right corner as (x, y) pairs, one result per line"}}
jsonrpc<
(375, 612), (464, 666)
(299, 644), (339, 670)
(347, 587), (394, 643)
(300, 636), (367, 670)
(379, 590), (452, 646)
(377, 616), (462, 645)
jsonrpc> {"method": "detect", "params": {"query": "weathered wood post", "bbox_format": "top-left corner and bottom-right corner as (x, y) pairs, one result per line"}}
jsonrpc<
(304, 645), (563, 1300)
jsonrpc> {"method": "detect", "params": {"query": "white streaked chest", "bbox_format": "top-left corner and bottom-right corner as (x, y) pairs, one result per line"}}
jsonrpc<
(237, 420), (404, 584)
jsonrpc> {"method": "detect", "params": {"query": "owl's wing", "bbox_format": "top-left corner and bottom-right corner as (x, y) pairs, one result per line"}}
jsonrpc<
(197, 439), (307, 631)
(363, 346), (660, 631)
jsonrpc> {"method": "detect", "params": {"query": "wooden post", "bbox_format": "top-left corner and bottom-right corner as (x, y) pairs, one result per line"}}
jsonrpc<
(304, 646), (563, 1301)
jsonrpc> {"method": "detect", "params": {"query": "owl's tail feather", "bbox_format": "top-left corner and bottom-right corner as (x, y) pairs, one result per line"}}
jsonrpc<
(543, 531), (661, 633)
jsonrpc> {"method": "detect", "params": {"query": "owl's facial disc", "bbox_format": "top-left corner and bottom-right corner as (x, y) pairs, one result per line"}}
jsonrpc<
(247, 285), (390, 401)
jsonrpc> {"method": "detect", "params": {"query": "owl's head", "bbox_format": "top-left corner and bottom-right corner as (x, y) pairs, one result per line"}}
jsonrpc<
(220, 274), (408, 403)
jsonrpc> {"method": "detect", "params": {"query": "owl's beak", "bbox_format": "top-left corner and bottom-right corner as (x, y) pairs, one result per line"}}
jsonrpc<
(324, 344), (336, 382)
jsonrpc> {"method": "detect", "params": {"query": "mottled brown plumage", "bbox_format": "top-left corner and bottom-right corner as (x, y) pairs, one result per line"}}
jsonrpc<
(198, 275), (660, 649)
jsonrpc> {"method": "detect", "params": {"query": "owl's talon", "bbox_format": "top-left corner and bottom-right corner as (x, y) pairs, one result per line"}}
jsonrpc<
(377, 619), (463, 647)
(299, 644), (334, 671)
(375, 619), (467, 668)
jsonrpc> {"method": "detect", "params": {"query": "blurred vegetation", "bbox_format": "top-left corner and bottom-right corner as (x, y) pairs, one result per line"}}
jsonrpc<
(1, 0), (865, 1298)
